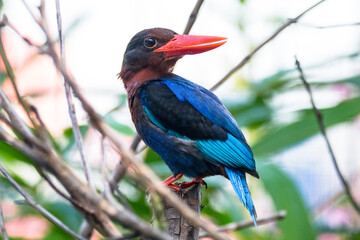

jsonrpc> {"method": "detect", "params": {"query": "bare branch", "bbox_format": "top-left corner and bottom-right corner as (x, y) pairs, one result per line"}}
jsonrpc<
(0, 164), (87, 240)
(0, 89), (46, 152)
(210, 0), (328, 91)
(37, 168), (74, 204)
(4, 17), (41, 48)
(130, 134), (142, 152)
(0, 191), (8, 240)
(183, 0), (205, 34)
(29, 105), (53, 149)
(55, 0), (94, 189)
(162, 184), (202, 239)
(295, 57), (360, 214)
(80, 138), (132, 237)
(19, 0), (41, 25)
(0, 112), (12, 129)
(200, 211), (287, 238)
(299, 22), (360, 29)
(0, 27), (37, 129)
(0, 126), (44, 165)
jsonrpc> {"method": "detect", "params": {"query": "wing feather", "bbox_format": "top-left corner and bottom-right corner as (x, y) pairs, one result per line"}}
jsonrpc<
(139, 74), (256, 172)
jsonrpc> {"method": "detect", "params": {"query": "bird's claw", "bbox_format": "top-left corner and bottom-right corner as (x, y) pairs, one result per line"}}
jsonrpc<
(178, 178), (207, 190)
(160, 175), (207, 192)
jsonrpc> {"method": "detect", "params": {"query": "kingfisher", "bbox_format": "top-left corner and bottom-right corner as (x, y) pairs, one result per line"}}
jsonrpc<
(119, 28), (258, 226)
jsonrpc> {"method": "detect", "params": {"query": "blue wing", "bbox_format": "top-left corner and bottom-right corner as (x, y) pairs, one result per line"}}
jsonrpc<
(139, 74), (256, 173)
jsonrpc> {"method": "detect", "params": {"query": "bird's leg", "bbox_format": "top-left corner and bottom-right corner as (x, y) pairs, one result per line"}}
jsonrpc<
(163, 174), (183, 191)
(179, 177), (207, 189)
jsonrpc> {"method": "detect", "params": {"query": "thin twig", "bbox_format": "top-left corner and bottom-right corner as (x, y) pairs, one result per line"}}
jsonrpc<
(19, 0), (41, 26)
(55, 0), (94, 189)
(1, 15), (41, 48)
(0, 191), (8, 240)
(210, 0), (328, 91)
(183, 0), (205, 34)
(0, 89), (46, 152)
(130, 134), (142, 152)
(36, 168), (74, 204)
(0, 112), (12, 129)
(29, 105), (53, 149)
(0, 126), (45, 165)
(0, 27), (37, 129)
(79, 137), (133, 238)
(299, 22), (360, 29)
(295, 57), (360, 214)
(100, 136), (108, 192)
(110, 231), (140, 240)
(0, 164), (87, 240)
(199, 210), (287, 238)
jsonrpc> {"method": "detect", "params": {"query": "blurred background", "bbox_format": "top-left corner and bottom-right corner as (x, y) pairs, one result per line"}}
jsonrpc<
(0, 0), (359, 239)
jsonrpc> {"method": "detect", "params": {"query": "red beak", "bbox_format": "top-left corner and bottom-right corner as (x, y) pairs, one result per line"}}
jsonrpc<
(154, 34), (227, 57)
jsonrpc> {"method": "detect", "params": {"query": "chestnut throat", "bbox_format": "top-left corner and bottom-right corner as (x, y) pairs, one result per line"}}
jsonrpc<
(119, 58), (178, 93)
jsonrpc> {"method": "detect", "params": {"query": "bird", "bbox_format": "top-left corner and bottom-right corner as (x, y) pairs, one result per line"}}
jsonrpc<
(119, 28), (259, 226)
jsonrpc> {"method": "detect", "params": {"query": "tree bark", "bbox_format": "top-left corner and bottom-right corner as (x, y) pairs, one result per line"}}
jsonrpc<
(164, 184), (202, 240)
(142, 184), (202, 240)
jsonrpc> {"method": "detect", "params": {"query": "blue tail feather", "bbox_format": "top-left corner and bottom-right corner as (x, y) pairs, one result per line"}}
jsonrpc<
(225, 167), (257, 228)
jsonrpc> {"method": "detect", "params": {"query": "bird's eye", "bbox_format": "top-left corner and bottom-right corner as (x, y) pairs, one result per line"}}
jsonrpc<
(144, 37), (157, 48)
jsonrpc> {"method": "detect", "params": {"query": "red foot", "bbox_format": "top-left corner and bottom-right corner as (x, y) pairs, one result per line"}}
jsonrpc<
(163, 174), (183, 191)
(179, 177), (207, 189)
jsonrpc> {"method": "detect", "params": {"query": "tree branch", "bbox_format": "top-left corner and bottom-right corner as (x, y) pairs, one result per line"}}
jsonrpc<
(0, 191), (8, 240)
(163, 184), (202, 240)
(295, 57), (360, 214)
(299, 22), (360, 29)
(183, 0), (204, 35)
(0, 164), (87, 240)
(210, 0), (328, 91)
(199, 210), (287, 238)
(0, 89), (48, 153)
(140, 184), (202, 240)
(55, 0), (94, 189)
(0, 25), (37, 129)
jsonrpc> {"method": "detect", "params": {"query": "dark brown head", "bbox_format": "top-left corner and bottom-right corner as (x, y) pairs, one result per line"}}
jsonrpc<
(119, 28), (227, 89)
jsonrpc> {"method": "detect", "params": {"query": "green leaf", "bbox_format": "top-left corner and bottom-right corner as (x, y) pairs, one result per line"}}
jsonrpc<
(292, 74), (360, 88)
(41, 201), (82, 230)
(42, 226), (76, 240)
(104, 115), (135, 136)
(0, 71), (6, 85)
(259, 162), (315, 240)
(0, 141), (32, 164)
(61, 125), (89, 154)
(106, 93), (128, 114)
(144, 148), (162, 164)
(253, 96), (360, 156)
(227, 99), (272, 128)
